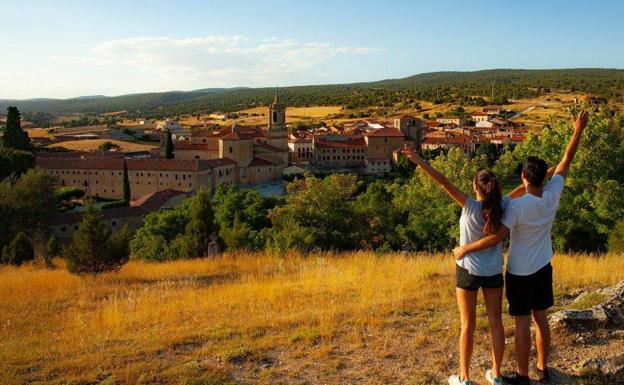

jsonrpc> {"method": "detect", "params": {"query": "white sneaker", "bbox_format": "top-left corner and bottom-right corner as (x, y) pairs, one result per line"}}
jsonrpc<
(485, 369), (503, 385)
(448, 374), (472, 385)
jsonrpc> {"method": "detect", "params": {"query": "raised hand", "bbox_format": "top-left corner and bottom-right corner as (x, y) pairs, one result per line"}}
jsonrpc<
(573, 109), (588, 133)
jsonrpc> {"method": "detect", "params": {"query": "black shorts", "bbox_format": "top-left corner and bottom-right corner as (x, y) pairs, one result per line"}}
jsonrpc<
(505, 263), (554, 316)
(456, 265), (504, 291)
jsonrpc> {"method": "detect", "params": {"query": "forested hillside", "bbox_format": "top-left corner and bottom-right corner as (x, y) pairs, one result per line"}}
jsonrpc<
(2, 69), (623, 118)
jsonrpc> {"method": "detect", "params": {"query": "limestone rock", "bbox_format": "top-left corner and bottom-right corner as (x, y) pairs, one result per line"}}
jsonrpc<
(550, 281), (624, 330)
(579, 351), (624, 384)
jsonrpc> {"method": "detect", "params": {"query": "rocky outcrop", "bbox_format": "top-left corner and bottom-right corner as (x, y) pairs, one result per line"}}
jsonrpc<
(579, 351), (624, 384)
(549, 281), (624, 330)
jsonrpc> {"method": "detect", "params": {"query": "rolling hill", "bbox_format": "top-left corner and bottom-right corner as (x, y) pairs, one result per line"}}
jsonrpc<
(1, 69), (623, 118)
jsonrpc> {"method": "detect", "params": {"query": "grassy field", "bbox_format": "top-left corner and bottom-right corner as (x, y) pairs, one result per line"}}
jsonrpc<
(48, 139), (157, 152)
(1, 252), (622, 385)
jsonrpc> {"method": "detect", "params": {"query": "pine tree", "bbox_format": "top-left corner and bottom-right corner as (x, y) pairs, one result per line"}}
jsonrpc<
(65, 201), (129, 273)
(1, 232), (34, 265)
(122, 160), (131, 203)
(164, 129), (174, 159)
(46, 235), (62, 258)
(2, 107), (31, 151)
(181, 188), (217, 258)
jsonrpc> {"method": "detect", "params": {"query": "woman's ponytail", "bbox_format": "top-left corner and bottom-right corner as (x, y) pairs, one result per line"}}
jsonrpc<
(475, 169), (503, 235)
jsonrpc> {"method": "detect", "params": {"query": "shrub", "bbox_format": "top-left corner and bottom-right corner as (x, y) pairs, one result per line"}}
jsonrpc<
(46, 235), (62, 258)
(65, 202), (130, 273)
(1, 232), (35, 265)
(608, 220), (624, 253)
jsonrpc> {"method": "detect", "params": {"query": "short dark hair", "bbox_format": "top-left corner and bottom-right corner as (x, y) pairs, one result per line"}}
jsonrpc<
(522, 156), (548, 187)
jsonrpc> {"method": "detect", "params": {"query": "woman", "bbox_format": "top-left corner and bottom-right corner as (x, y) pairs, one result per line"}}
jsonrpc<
(403, 146), (527, 385)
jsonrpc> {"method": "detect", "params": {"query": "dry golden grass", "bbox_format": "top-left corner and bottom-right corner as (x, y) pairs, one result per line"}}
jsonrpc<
(26, 128), (54, 138)
(48, 139), (157, 152)
(1, 252), (622, 385)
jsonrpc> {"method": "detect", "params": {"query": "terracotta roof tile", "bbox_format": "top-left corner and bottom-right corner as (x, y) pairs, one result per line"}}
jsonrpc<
(131, 189), (188, 211)
(249, 156), (275, 167)
(315, 136), (367, 149)
(364, 126), (405, 137)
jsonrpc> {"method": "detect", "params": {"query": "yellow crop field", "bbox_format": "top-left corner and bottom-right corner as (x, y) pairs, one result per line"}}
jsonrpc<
(49, 139), (157, 152)
(1, 252), (622, 385)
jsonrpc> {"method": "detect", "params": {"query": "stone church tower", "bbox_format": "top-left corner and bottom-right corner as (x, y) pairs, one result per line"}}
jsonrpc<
(266, 90), (289, 168)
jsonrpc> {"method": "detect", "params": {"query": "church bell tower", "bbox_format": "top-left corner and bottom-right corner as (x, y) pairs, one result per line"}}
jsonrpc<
(266, 89), (289, 168)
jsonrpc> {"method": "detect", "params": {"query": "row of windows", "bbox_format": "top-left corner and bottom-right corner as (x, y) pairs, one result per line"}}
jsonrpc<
(318, 148), (366, 154)
(50, 170), (195, 179)
(318, 155), (365, 161)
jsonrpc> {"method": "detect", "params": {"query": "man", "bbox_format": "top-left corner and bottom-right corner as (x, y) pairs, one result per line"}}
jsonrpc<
(453, 110), (589, 384)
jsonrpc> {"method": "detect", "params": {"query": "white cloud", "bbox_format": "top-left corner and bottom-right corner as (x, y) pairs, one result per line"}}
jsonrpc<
(51, 35), (380, 94)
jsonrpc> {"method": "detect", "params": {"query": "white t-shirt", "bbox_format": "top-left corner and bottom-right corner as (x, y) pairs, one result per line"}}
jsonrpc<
(458, 196), (510, 276)
(501, 174), (565, 276)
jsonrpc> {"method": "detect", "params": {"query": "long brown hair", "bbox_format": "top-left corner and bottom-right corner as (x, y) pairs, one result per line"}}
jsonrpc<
(475, 169), (503, 235)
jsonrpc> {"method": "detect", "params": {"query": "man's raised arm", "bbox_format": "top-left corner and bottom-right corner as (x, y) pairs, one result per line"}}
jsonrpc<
(555, 110), (588, 178)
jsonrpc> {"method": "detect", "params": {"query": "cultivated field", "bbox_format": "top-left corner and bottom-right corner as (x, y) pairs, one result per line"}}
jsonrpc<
(1, 252), (622, 385)
(179, 106), (343, 127)
(49, 139), (157, 152)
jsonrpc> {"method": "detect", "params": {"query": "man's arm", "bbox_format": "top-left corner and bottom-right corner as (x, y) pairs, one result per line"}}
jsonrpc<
(452, 225), (509, 259)
(506, 166), (556, 198)
(403, 146), (468, 207)
(554, 110), (588, 178)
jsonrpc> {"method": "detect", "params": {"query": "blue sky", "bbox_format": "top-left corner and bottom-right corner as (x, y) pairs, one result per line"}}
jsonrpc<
(1, 0), (623, 99)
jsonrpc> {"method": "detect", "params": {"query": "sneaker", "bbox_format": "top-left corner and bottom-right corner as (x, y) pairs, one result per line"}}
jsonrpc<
(448, 374), (473, 385)
(502, 373), (530, 385)
(536, 366), (550, 383)
(485, 369), (503, 385)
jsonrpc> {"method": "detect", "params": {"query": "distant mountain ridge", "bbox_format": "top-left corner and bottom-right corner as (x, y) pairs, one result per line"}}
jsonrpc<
(1, 69), (623, 118)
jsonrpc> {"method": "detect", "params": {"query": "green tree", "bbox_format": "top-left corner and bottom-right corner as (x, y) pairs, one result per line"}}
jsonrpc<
(130, 199), (192, 261)
(2, 107), (31, 150)
(394, 148), (487, 251)
(0, 169), (57, 258)
(0, 147), (35, 181)
(608, 220), (624, 253)
(46, 235), (62, 258)
(180, 188), (217, 258)
(1, 232), (35, 265)
(164, 129), (174, 159)
(267, 174), (364, 251)
(220, 215), (253, 250)
(493, 111), (624, 251)
(98, 141), (116, 151)
(211, 185), (273, 250)
(123, 160), (131, 203)
(355, 180), (404, 249)
(65, 201), (129, 273)
(474, 143), (500, 167)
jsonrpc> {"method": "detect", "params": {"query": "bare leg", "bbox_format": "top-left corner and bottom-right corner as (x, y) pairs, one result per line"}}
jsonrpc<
(532, 310), (550, 371)
(514, 315), (532, 376)
(483, 287), (505, 377)
(457, 288), (478, 381)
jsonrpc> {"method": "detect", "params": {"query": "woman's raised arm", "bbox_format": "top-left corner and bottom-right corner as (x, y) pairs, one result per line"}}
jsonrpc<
(403, 146), (468, 207)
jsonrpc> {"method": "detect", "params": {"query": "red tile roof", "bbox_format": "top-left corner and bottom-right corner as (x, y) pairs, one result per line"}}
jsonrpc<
(364, 126), (405, 137)
(173, 142), (214, 151)
(204, 158), (237, 167)
(131, 189), (188, 211)
(38, 157), (229, 171)
(314, 136), (367, 149)
(254, 142), (284, 152)
(249, 156), (275, 167)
